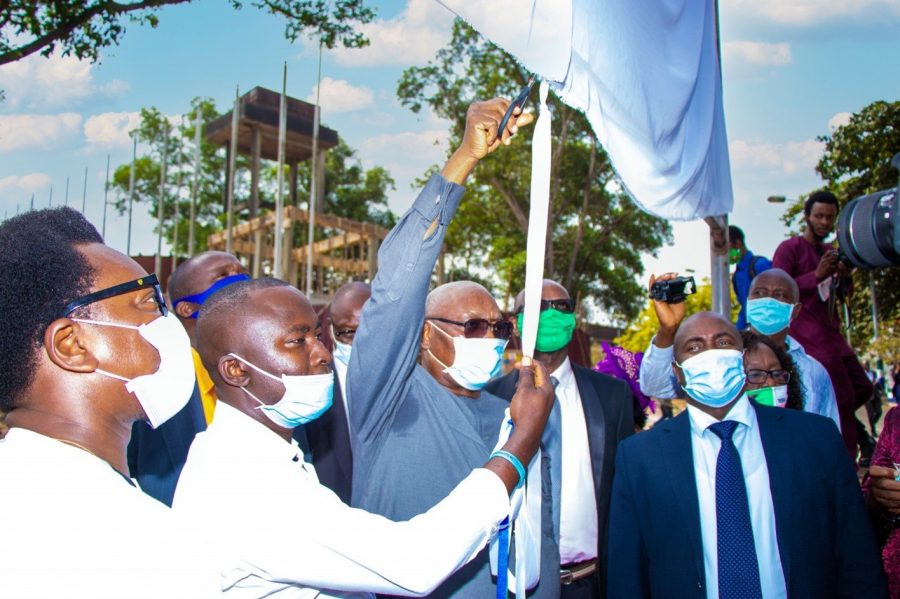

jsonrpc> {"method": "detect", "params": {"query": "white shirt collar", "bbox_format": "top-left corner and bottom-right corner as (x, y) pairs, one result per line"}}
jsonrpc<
(549, 356), (575, 390)
(686, 393), (755, 438)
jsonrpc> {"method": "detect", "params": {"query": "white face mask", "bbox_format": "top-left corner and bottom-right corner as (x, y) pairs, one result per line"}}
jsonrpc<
(746, 384), (789, 408)
(72, 313), (195, 429)
(330, 325), (353, 367)
(228, 353), (334, 428)
(427, 323), (507, 391)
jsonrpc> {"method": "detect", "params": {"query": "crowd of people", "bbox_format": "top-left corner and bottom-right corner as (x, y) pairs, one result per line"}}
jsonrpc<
(0, 96), (897, 598)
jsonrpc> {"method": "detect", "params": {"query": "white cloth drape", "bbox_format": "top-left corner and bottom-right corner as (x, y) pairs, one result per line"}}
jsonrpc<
(438, 0), (734, 220)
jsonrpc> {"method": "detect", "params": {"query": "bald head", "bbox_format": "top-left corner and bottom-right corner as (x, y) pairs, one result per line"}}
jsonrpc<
(673, 311), (743, 364)
(196, 278), (291, 375)
(330, 281), (371, 346)
(748, 268), (799, 304)
(426, 281), (500, 319)
(168, 251), (247, 305)
(514, 279), (569, 312)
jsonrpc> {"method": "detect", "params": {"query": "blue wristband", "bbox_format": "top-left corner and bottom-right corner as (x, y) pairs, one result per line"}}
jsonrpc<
(491, 450), (526, 489)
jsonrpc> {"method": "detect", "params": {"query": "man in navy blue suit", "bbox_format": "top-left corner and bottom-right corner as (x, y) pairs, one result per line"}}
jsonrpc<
(607, 311), (886, 598)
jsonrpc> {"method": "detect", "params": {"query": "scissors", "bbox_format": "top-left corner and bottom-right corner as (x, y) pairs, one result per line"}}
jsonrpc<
(497, 76), (536, 141)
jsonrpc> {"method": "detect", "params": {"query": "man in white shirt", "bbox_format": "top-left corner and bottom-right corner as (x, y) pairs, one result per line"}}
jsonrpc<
(486, 280), (634, 597)
(174, 276), (554, 597)
(608, 311), (884, 597)
(638, 271), (840, 429)
(0, 207), (219, 598)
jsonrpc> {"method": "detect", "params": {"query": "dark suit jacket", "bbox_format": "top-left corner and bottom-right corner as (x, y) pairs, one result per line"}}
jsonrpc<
(305, 371), (353, 504)
(608, 402), (887, 598)
(485, 363), (634, 594)
(127, 381), (206, 506)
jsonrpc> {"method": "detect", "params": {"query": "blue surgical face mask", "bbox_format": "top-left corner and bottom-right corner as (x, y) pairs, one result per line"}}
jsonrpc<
(427, 323), (507, 391)
(746, 297), (795, 335)
(330, 325), (353, 367)
(228, 353), (334, 428)
(172, 273), (250, 319)
(676, 349), (747, 408)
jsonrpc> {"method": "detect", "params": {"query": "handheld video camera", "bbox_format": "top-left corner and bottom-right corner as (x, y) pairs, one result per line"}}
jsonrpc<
(649, 276), (696, 304)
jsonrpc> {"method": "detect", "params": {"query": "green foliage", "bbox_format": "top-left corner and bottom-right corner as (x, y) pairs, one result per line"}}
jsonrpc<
(780, 100), (900, 355)
(0, 0), (374, 67)
(397, 20), (672, 321)
(614, 280), (740, 354)
(110, 97), (396, 257)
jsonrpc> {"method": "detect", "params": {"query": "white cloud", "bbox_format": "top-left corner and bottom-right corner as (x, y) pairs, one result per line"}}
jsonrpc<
(357, 128), (450, 212)
(724, 0), (900, 26)
(729, 138), (825, 175)
(331, 0), (454, 67)
(307, 78), (374, 114)
(0, 51), (128, 110)
(17, 172), (52, 193)
(722, 41), (792, 67)
(828, 111), (852, 131)
(0, 113), (83, 151)
(83, 112), (142, 148)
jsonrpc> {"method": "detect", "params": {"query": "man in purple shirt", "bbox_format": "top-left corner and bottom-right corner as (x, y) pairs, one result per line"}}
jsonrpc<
(772, 190), (873, 458)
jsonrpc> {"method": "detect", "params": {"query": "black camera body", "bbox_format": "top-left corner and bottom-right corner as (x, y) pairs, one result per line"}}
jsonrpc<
(836, 186), (899, 269)
(649, 276), (696, 304)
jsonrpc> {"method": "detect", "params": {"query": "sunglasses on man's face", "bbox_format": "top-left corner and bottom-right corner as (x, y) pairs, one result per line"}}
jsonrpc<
(427, 317), (514, 340)
(516, 298), (576, 315)
(59, 274), (167, 319)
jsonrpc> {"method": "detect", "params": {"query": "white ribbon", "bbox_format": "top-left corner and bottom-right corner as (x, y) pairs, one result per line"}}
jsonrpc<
(520, 80), (552, 360)
(489, 410), (542, 595)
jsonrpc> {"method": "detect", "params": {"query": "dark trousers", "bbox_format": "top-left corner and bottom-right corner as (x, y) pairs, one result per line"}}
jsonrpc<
(818, 353), (874, 458)
(560, 571), (601, 599)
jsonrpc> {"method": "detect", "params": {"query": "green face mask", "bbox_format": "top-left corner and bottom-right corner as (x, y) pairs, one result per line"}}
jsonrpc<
(517, 308), (576, 353)
(728, 248), (742, 265)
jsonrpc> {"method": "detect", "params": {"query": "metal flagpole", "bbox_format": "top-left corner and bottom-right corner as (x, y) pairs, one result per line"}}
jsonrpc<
(306, 43), (323, 297)
(101, 154), (110, 238)
(64, 176), (69, 206)
(172, 120), (184, 270)
(156, 126), (169, 277)
(30, 194), (34, 211)
(189, 107), (202, 257)
(127, 135), (137, 255)
(81, 166), (88, 213)
(48, 185), (53, 207)
(225, 86), (240, 254)
(274, 63), (288, 279)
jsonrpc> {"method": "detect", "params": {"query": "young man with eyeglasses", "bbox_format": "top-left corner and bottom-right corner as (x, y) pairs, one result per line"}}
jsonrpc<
(346, 98), (555, 598)
(639, 270), (840, 431)
(305, 280), (372, 504)
(0, 207), (218, 597)
(485, 279), (633, 598)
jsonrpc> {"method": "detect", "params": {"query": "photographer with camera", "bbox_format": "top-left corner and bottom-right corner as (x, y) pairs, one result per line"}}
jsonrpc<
(772, 190), (874, 460)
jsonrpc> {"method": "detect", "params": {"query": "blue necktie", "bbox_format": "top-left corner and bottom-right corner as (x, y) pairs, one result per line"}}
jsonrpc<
(545, 377), (562, 541)
(709, 420), (762, 599)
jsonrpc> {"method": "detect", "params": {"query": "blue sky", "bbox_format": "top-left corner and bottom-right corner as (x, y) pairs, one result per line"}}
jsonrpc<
(1, 0), (898, 318)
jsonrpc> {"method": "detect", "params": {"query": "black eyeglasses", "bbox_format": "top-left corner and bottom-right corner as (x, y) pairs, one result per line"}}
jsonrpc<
(516, 298), (576, 314)
(59, 274), (167, 319)
(746, 368), (791, 385)
(427, 317), (514, 340)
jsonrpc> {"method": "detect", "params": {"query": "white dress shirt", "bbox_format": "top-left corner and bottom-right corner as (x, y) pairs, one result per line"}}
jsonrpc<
(785, 336), (841, 431)
(687, 395), (787, 599)
(0, 427), (219, 599)
(173, 401), (511, 598)
(551, 357), (599, 563)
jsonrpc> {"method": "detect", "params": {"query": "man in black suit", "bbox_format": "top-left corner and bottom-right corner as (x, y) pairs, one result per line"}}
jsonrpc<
(608, 311), (886, 598)
(485, 279), (633, 598)
(304, 281), (369, 504)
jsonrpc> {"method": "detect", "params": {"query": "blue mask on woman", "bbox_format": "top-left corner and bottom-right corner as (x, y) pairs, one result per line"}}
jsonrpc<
(746, 297), (795, 335)
(676, 349), (746, 408)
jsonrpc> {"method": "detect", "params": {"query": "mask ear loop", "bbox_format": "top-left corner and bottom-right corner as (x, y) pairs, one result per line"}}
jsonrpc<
(424, 322), (453, 370)
(227, 353), (286, 408)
